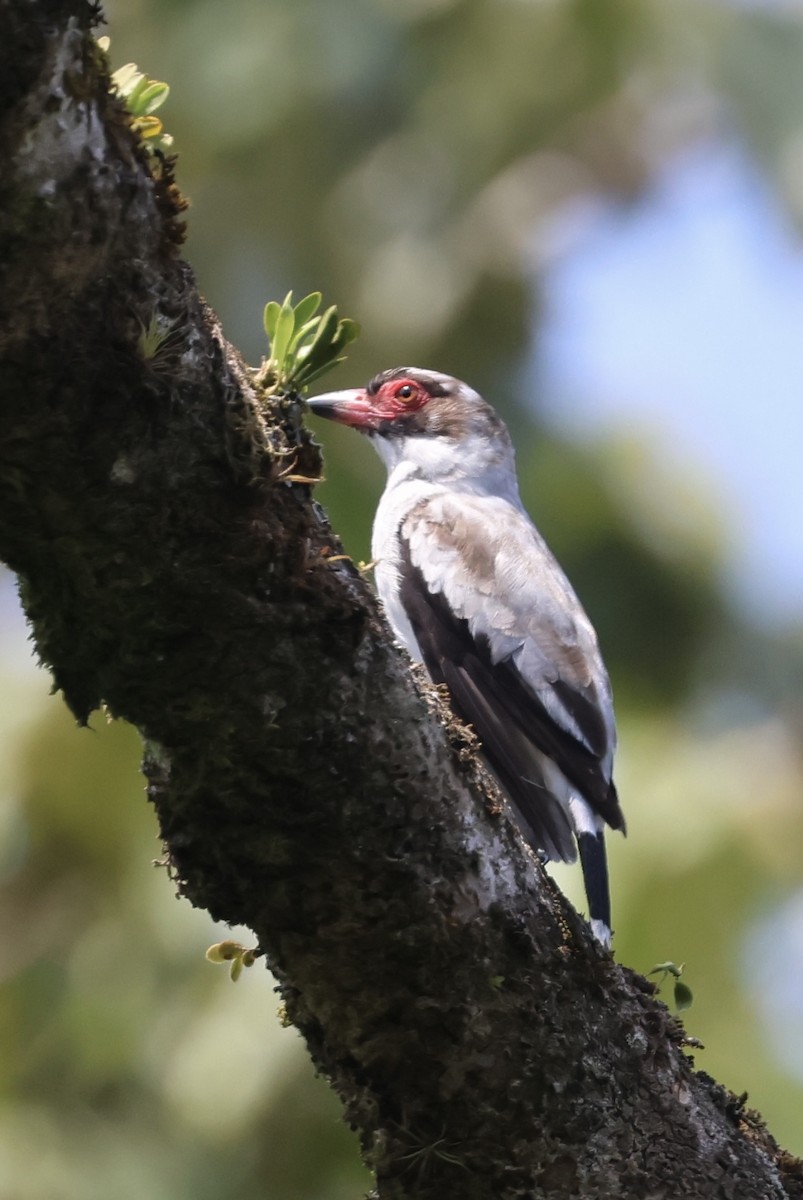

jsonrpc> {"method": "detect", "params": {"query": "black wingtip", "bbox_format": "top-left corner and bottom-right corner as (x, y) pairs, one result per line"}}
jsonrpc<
(577, 831), (612, 947)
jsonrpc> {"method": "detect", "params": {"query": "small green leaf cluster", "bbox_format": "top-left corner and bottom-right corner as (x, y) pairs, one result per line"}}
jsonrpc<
(257, 291), (359, 394)
(649, 960), (694, 1011)
(137, 312), (179, 362)
(99, 37), (174, 153)
(206, 940), (257, 983)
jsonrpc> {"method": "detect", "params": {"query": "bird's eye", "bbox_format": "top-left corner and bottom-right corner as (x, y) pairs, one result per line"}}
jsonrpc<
(395, 383), (416, 401)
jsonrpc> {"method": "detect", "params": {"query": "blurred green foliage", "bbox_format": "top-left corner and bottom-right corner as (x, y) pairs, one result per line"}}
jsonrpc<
(3, 0), (803, 1194)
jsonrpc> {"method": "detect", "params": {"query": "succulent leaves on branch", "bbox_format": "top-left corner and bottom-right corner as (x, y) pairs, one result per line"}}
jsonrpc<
(257, 291), (360, 395)
(98, 38), (174, 153)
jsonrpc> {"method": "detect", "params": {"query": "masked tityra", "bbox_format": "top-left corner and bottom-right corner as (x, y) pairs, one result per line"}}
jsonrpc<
(307, 367), (625, 945)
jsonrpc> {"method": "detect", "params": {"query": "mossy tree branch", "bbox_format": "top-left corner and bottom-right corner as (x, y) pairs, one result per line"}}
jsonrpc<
(1, 4), (801, 1198)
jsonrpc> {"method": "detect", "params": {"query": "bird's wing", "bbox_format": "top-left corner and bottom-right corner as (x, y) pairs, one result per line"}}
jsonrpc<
(397, 493), (624, 860)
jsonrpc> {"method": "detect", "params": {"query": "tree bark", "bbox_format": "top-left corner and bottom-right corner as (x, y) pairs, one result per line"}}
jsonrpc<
(1, 4), (801, 1198)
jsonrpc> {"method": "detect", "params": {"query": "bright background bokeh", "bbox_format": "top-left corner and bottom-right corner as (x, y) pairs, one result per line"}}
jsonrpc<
(2, 1), (802, 1194)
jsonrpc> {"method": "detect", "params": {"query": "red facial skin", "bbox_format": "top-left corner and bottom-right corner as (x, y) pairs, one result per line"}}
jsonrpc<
(331, 378), (429, 430)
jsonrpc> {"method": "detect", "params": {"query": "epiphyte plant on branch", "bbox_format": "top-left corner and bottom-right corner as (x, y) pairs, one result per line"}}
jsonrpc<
(98, 38), (174, 155)
(206, 939), (259, 983)
(649, 961), (694, 1011)
(256, 291), (360, 395)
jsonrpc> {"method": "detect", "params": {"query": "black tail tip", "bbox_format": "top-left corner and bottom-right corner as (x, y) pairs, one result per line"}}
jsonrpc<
(577, 831), (612, 947)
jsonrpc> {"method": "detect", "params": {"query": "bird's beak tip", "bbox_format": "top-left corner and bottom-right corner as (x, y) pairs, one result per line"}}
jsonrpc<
(306, 388), (369, 424)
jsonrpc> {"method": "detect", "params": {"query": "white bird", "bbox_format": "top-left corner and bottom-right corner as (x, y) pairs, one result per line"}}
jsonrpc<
(308, 367), (625, 945)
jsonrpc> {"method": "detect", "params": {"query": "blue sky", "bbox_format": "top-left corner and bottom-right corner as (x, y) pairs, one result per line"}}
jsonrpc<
(536, 138), (803, 629)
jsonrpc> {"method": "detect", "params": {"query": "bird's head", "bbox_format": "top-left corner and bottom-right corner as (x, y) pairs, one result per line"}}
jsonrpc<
(307, 367), (515, 484)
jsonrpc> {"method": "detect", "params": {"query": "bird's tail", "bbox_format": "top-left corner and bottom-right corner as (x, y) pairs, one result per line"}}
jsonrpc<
(577, 831), (611, 947)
